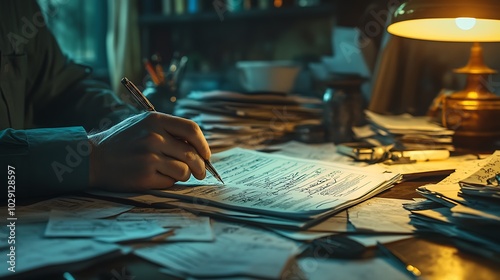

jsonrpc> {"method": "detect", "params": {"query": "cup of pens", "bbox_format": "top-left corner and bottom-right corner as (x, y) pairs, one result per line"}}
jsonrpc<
(143, 54), (188, 114)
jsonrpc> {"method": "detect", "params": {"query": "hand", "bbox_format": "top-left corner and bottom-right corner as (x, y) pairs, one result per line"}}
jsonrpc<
(88, 112), (211, 192)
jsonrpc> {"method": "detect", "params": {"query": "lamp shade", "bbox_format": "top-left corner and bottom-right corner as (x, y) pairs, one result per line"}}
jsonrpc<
(387, 0), (500, 42)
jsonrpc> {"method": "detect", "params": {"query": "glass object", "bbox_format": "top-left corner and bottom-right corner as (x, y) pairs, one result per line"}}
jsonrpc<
(322, 77), (366, 144)
(296, 0), (320, 7)
(142, 85), (177, 114)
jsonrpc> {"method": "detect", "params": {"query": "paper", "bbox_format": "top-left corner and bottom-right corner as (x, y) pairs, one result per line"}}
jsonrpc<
(265, 140), (364, 166)
(431, 158), (487, 185)
(45, 211), (168, 241)
(150, 147), (399, 219)
(298, 257), (413, 280)
(365, 110), (454, 133)
(0, 223), (123, 277)
(4, 195), (134, 223)
(377, 154), (480, 180)
(451, 204), (500, 222)
(460, 151), (500, 187)
(117, 211), (214, 241)
(134, 221), (301, 279)
(348, 198), (415, 233)
(348, 235), (413, 247)
(45, 212), (123, 237)
(306, 210), (349, 232)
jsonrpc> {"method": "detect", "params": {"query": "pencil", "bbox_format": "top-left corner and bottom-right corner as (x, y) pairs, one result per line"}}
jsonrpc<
(143, 59), (161, 86)
(120, 77), (224, 184)
(377, 242), (421, 279)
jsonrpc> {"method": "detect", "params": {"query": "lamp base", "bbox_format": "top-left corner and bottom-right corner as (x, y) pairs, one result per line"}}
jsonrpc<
(443, 95), (500, 150)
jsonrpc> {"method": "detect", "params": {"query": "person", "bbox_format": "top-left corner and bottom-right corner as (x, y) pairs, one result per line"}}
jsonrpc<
(0, 0), (211, 200)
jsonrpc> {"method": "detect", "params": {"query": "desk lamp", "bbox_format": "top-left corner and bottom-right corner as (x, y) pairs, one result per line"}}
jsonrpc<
(387, 0), (500, 148)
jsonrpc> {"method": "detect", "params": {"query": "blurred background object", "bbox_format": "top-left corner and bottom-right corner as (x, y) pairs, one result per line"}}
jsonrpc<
(39, 0), (500, 149)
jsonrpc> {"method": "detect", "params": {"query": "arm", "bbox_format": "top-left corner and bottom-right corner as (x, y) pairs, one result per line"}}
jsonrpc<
(1, 1), (211, 200)
(0, 127), (90, 199)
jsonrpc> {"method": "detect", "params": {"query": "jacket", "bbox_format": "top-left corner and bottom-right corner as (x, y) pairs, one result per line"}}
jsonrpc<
(0, 0), (136, 199)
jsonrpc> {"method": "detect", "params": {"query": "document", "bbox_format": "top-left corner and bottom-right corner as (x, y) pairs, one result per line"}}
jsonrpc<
(0, 223), (123, 277)
(347, 198), (415, 233)
(298, 257), (413, 280)
(150, 148), (400, 220)
(459, 151), (500, 186)
(45, 211), (168, 241)
(377, 154), (480, 180)
(117, 210), (214, 241)
(365, 110), (454, 133)
(265, 140), (363, 166)
(134, 221), (301, 279)
(5, 195), (134, 223)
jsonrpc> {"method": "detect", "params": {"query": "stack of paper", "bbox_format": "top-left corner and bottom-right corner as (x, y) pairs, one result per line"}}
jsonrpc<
(359, 111), (455, 151)
(146, 147), (401, 230)
(459, 153), (500, 200)
(174, 90), (323, 152)
(409, 151), (500, 259)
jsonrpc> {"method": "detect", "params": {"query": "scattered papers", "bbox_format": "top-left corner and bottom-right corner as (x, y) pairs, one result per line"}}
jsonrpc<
(0, 223), (123, 278)
(45, 210), (169, 242)
(348, 198), (415, 234)
(135, 221), (301, 279)
(117, 210), (214, 242)
(298, 257), (413, 280)
(409, 151), (500, 260)
(459, 151), (500, 200)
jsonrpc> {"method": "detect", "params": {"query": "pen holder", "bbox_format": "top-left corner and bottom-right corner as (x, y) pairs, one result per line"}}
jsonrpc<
(322, 76), (367, 144)
(142, 85), (178, 114)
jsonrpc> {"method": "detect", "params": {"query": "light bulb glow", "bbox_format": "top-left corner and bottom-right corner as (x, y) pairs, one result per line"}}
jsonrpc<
(455, 17), (477, 30)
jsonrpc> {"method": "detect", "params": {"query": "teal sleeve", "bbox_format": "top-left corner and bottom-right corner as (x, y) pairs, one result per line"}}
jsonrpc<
(0, 127), (89, 200)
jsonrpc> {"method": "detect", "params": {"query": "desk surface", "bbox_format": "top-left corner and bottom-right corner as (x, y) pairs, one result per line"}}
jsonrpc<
(21, 175), (493, 280)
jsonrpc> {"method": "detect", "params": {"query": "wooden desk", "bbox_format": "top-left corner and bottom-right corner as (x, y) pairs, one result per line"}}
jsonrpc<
(17, 176), (500, 280)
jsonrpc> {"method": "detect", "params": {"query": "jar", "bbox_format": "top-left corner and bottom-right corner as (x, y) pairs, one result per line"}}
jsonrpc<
(142, 85), (178, 114)
(323, 77), (366, 144)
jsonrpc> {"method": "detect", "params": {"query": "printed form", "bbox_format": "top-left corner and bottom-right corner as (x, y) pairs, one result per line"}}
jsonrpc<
(150, 148), (400, 219)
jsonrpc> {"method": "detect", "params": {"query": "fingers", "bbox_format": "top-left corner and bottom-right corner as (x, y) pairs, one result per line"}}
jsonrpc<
(121, 154), (187, 190)
(141, 130), (206, 180)
(152, 113), (211, 160)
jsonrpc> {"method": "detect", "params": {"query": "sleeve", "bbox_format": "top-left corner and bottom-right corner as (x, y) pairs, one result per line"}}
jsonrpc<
(0, 1), (140, 201)
(0, 127), (90, 200)
(24, 1), (138, 132)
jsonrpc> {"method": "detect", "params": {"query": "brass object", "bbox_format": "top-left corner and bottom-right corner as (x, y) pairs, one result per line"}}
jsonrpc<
(441, 43), (500, 148)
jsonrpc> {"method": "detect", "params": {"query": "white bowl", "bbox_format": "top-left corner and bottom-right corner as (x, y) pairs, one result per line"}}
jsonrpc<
(236, 60), (301, 93)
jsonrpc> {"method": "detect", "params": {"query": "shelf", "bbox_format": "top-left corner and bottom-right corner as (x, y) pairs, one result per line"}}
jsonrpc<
(139, 4), (337, 25)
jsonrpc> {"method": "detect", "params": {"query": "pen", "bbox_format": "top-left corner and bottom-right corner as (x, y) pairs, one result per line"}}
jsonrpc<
(121, 77), (224, 184)
(376, 242), (422, 279)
